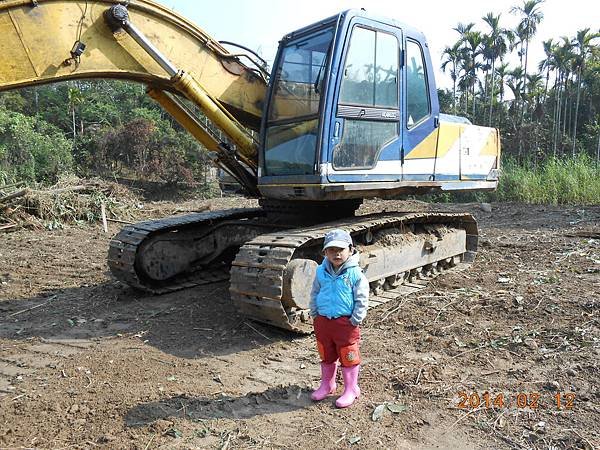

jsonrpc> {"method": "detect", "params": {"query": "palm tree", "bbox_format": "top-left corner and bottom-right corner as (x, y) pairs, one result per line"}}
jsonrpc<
(452, 23), (475, 115)
(511, 0), (544, 158)
(482, 12), (512, 126)
(550, 38), (574, 156)
(495, 62), (510, 104)
(67, 85), (84, 138)
(453, 22), (475, 37)
(480, 30), (494, 116)
(538, 39), (555, 104)
(507, 67), (524, 108)
(524, 73), (545, 158)
(441, 42), (463, 114)
(526, 73), (545, 124)
(538, 39), (560, 155)
(571, 28), (600, 155)
(462, 30), (484, 119)
(510, 0), (545, 101)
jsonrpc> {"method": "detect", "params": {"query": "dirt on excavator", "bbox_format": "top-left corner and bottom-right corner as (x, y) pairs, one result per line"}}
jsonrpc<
(0, 195), (599, 449)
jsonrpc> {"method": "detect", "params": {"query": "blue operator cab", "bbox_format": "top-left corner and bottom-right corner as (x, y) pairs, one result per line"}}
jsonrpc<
(258, 9), (500, 202)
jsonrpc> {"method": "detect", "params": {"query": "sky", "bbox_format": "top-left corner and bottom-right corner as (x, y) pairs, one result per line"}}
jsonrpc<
(158, 0), (600, 90)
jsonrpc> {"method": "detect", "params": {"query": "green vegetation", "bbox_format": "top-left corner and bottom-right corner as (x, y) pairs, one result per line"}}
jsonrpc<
(495, 155), (600, 204)
(435, 0), (600, 205)
(0, 109), (72, 184)
(426, 155), (600, 205)
(439, 0), (600, 163)
(0, 81), (213, 189)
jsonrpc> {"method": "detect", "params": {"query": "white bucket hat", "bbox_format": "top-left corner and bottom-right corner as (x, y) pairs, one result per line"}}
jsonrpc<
(322, 229), (353, 250)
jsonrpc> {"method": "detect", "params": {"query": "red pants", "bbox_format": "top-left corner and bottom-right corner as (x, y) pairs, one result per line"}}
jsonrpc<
(313, 316), (361, 367)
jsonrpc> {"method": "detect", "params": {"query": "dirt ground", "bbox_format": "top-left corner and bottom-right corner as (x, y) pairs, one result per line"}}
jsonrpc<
(0, 196), (599, 450)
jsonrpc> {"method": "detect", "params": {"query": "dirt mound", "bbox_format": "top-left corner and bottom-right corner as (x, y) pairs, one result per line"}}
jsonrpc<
(0, 176), (141, 230)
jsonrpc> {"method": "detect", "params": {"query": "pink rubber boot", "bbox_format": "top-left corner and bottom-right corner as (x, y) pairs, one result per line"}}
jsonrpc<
(336, 365), (360, 408)
(311, 362), (337, 401)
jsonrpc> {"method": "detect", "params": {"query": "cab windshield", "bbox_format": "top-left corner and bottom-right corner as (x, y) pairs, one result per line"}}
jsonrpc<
(264, 26), (334, 176)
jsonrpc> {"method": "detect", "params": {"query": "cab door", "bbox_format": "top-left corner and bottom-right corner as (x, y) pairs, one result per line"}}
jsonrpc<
(402, 38), (438, 181)
(326, 20), (402, 183)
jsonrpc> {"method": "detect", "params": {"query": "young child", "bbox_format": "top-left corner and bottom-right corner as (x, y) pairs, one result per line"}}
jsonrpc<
(309, 229), (369, 408)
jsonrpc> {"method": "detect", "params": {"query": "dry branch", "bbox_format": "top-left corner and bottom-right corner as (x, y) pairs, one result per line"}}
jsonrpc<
(100, 202), (108, 233)
(565, 231), (600, 239)
(0, 181), (25, 191)
(174, 204), (211, 213)
(8, 296), (56, 317)
(1, 186), (86, 204)
(44, 185), (87, 194)
(107, 218), (133, 225)
(0, 176), (141, 227)
(0, 189), (28, 204)
(0, 223), (17, 232)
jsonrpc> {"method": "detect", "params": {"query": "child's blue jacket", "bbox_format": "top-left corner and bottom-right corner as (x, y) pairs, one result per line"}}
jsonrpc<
(309, 252), (369, 326)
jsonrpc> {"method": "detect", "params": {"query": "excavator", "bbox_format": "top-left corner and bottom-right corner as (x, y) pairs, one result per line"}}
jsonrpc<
(0, 0), (500, 333)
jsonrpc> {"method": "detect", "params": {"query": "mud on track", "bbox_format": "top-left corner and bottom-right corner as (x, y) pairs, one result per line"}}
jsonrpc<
(0, 198), (599, 449)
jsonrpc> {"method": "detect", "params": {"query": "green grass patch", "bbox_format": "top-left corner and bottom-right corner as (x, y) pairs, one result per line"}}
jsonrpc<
(495, 155), (600, 205)
(420, 155), (600, 205)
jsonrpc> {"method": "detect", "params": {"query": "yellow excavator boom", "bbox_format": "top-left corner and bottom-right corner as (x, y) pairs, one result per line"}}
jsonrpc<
(0, 0), (266, 127)
(0, 0), (269, 189)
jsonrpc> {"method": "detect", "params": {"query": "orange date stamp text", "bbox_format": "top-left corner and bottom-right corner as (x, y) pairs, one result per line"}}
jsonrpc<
(456, 391), (575, 410)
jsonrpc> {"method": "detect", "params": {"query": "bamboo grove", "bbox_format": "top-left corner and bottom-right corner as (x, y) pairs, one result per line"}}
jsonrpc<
(439, 0), (600, 162)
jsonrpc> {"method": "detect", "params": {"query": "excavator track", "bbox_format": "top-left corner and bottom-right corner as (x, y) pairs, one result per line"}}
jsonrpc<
(231, 212), (478, 333)
(108, 208), (267, 294)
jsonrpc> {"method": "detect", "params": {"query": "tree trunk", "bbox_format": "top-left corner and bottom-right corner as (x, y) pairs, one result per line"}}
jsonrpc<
(553, 73), (563, 157)
(518, 28), (531, 160)
(523, 37), (530, 100)
(71, 108), (77, 138)
(472, 82), (476, 119)
(551, 74), (556, 157)
(488, 58), (496, 126)
(571, 69), (582, 157)
(543, 67), (550, 104)
(0, 189), (28, 204)
(562, 86), (569, 145)
(483, 63), (489, 122)
(452, 78), (457, 114)
(452, 61), (457, 115)
(596, 128), (600, 164)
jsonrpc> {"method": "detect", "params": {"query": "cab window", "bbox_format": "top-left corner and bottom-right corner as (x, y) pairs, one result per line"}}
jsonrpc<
(339, 27), (399, 108)
(405, 39), (430, 127)
(333, 121), (397, 169)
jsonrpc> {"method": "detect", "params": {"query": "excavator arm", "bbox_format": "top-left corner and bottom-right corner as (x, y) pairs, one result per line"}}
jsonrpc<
(0, 0), (265, 193)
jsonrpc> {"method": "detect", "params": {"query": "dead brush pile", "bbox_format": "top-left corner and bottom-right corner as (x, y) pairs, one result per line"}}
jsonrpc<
(0, 175), (141, 230)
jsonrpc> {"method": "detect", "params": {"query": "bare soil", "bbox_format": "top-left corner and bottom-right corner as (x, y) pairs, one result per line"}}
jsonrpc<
(0, 196), (599, 450)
